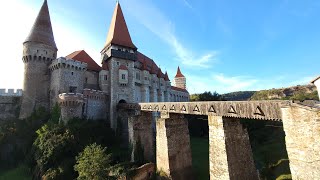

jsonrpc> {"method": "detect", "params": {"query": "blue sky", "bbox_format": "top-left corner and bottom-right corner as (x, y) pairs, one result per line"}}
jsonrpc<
(0, 0), (319, 94)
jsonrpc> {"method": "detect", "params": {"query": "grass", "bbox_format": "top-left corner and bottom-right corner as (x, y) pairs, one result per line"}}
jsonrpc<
(0, 164), (31, 180)
(190, 136), (209, 180)
(276, 174), (292, 180)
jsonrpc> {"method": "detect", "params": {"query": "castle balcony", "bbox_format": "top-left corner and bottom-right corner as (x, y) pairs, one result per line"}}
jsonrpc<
(110, 49), (137, 61)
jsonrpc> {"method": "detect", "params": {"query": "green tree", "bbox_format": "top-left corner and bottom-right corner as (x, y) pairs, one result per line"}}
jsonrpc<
(49, 103), (61, 124)
(190, 91), (223, 101)
(33, 124), (76, 178)
(74, 143), (112, 180)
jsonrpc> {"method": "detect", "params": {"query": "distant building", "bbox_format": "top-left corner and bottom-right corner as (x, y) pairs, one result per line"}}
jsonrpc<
(19, 1), (189, 127)
(311, 76), (320, 100)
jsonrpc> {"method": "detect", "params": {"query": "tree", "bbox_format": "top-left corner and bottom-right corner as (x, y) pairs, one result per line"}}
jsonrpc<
(74, 143), (113, 180)
(190, 91), (223, 101)
(33, 124), (76, 178)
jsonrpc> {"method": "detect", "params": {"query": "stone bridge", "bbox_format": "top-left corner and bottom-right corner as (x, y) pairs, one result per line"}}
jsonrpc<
(119, 100), (320, 180)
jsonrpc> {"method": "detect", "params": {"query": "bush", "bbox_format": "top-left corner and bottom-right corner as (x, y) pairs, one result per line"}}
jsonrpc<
(31, 119), (121, 179)
(33, 124), (76, 178)
(74, 143), (112, 180)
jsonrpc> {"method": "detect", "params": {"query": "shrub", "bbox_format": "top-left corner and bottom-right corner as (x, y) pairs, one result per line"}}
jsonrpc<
(74, 143), (112, 180)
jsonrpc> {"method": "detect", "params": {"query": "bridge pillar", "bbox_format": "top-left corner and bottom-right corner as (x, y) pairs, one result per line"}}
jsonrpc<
(281, 104), (320, 179)
(128, 111), (154, 163)
(156, 113), (193, 180)
(208, 115), (258, 180)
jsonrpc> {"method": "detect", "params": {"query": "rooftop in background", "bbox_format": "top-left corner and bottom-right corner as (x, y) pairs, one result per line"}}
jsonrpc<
(66, 50), (101, 72)
(175, 66), (185, 78)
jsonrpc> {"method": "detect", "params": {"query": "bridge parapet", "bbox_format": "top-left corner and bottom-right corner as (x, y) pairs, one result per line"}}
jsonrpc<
(138, 101), (292, 121)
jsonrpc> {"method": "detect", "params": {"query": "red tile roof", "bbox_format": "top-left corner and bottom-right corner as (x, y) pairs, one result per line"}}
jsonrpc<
(119, 65), (128, 70)
(66, 50), (101, 72)
(24, 0), (57, 49)
(175, 66), (185, 78)
(103, 2), (136, 50)
(136, 51), (168, 79)
(171, 86), (188, 93)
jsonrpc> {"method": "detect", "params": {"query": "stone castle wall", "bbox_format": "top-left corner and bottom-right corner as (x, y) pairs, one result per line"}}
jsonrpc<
(0, 89), (22, 97)
(84, 70), (99, 90)
(108, 57), (135, 128)
(171, 89), (189, 102)
(83, 89), (107, 120)
(20, 42), (57, 119)
(174, 77), (186, 89)
(281, 104), (320, 179)
(58, 93), (84, 123)
(0, 96), (21, 120)
(49, 57), (87, 106)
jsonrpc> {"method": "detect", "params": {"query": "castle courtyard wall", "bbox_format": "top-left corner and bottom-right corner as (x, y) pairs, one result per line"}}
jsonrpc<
(0, 96), (21, 120)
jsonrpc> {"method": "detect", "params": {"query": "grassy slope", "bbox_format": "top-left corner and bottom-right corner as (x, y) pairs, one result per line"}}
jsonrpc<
(190, 136), (209, 180)
(0, 165), (31, 180)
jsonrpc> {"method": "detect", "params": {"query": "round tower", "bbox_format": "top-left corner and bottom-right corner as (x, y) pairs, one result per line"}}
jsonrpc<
(19, 0), (57, 119)
(174, 66), (186, 89)
(58, 93), (84, 123)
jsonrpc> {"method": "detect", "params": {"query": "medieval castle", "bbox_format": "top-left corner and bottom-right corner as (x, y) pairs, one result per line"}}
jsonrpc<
(19, 0), (189, 128)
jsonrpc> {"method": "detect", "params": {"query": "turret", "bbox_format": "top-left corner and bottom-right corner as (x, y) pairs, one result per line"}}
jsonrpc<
(174, 66), (187, 90)
(58, 93), (84, 123)
(20, 0), (57, 119)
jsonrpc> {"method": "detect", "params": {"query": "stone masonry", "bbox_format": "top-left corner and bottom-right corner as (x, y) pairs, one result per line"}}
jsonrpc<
(156, 113), (193, 180)
(0, 96), (21, 120)
(58, 93), (84, 123)
(281, 103), (320, 179)
(208, 115), (258, 180)
(128, 111), (154, 163)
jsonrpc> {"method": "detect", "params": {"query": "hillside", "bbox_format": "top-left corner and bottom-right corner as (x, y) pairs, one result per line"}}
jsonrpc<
(221, 91), (256, 101)
(250, 84), (318, 101)
(219, 84), (318, 101)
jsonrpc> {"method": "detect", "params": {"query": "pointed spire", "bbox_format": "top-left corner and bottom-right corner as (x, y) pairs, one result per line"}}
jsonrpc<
(104, 2), (136, 50)
(164, 71), (170, 81)
(24, 0), (57, 49)
(175, 66), (185, 78)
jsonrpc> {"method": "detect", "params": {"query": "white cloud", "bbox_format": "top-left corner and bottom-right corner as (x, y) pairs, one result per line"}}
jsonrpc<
(122, 0), (218, 68)
(185, 72), (315, 94)
(181, 0), (193, 10)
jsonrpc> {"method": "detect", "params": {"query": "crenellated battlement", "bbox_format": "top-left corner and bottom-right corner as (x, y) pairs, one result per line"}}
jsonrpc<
(83, 89), (106, 100)
(0, 89), (23, 96)
(58, 93), (84, 106)
(49, 57), (87, 71)
(22, 55), (55, 63)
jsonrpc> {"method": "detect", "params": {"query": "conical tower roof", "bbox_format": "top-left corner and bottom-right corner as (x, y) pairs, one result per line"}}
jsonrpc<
(175, 66), (185, 78)
(24, 0), (57, 49)
(104, 2), (136, 50)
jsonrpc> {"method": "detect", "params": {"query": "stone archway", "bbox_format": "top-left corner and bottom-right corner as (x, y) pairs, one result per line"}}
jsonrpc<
(119, 99), (127, 104)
